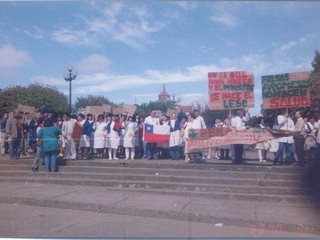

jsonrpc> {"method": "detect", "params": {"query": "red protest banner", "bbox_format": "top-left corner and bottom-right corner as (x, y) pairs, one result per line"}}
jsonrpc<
(261, 71), (310, 109)
(208, 71), (255, 110)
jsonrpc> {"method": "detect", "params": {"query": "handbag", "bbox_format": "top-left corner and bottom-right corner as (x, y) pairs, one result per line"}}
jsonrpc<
(35, 138), (42, 147)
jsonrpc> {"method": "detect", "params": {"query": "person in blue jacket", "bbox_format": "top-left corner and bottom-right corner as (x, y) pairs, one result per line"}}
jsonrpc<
(37, 118), (61, 172)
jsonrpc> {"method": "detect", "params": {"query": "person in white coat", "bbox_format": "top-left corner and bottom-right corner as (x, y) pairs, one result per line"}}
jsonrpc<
(123, 116), (138, 160)
(106, 115), (121, 160)
(93, 114), (107, 159)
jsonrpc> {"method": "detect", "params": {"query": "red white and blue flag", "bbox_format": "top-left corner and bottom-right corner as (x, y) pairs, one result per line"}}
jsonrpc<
(144, 123), (170, 143)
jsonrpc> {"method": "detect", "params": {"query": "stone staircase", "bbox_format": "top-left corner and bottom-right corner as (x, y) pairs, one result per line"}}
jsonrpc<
(0, 157), (320, 236)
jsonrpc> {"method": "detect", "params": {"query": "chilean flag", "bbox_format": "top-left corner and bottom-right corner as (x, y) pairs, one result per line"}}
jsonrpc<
(144, 123), (170, 143)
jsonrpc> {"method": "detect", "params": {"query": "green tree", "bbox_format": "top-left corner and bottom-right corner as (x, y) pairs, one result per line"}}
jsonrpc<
(136, 101), (169, 117)
(74, 95), (116, 113)
(0, 83), (68, 114)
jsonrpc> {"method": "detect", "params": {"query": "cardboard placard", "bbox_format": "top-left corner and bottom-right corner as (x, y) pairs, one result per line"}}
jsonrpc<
(208, 71), (255, 110)
(180, 105), (193, 113)
(112, 104), (137, 116)
(86, 105), (111, 116)
(17, 104), (36, 113)
(261, 71), (310, 109)
(166, 109), (176, 117)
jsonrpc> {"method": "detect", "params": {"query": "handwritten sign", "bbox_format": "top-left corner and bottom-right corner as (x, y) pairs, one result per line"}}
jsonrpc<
(17, 104), (36, 113)
(113, 104), (137, 116)
(86, 105), (112, 116)
(187, 127), (292, 150)
(208, 71), (255, 110)
(261, 71), (310, 109)
(180, 105), (193, 113)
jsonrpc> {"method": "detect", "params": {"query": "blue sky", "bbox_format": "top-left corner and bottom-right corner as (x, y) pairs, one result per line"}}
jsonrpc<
(0, 1), (320, 116)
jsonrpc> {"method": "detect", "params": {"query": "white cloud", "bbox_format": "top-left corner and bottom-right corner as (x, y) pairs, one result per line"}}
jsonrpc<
(172, 1), (197, 11)
(0, 44), (31, 68)
(280, 37), (306, 52)
(24, 26), (44, 40)
(76, 54), (111, 74)
(209, 12), (238, 28)
(52, 2), (171, 50)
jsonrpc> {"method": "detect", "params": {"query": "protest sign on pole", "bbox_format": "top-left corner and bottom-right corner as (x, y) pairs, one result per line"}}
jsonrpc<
(123, 104), (137, 116)
(208, 71), (255, 110)
(102, 104), (112, 113)
(261, 71), (310, 109)
(180, 105), (193, 113)
(17, 104), (36, 113)
(85, 106), (106, 117)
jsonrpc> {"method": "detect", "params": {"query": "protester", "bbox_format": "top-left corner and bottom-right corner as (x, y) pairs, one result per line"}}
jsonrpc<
(123, 116), (138, 160)
(231, 110), (248, 164)
(0, 112), (8, 156)
(37, 118), (61, 172)
(106, 114), (121, 160)
(220, 117), (231, 160)
(273, 110), (295, 166)
(78, 113), (92, 160)
(254, 117), (268, 163)
(184, 112), (198, 163)
(207, 118), (222, 160)
(93, 114), (107, 159)
(293, 111), (306, 167)
(61, 112), (76, 160)
(137, 115), (146, 158)
(168, 107), (183, 160)
(144, 110), (160, 160)
(31, 121), (44, 172)
(6, 110), (22, 159)
(29, 112), (43, 154)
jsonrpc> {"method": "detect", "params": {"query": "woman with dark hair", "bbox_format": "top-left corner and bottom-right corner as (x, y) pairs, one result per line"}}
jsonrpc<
(93, 114), (107, 159)
(37, 118), (61, 172)
(254, 117), (269, 162)
(78, 113), (93, 160)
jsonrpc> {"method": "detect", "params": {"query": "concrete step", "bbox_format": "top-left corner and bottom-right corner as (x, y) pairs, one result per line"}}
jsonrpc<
(0, 164), (307, 182)
(0, 170), (304, 188)
(0, 158), (307, 174)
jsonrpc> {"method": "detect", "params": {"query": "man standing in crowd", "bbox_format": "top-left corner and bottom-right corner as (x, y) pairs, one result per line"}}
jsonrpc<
(6, 110), (20, 159)
(62, 112), (76, 160)
(193, 109), (207, 160)
(144, 110), (160, 160)
(168, 106), (183, 160)
(0, 112), (8, 157)
(293, 111), (306, 167)
(231, 110), (248, 164)
(29, 112), (43, 154)
(273, 109), (295, 166)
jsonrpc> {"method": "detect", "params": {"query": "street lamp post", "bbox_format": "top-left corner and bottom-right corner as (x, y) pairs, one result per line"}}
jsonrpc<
(63, 65), (78, 114)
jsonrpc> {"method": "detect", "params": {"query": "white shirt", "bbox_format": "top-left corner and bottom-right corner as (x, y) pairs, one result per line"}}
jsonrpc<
(144, 116), (160, 125)
(194, 116), (206, 129)
(277, 114), (294, 143)
(231, 116), (246, 131)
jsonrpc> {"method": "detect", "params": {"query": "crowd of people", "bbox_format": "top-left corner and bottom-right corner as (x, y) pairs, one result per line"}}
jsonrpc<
(0, 106), (318, 172)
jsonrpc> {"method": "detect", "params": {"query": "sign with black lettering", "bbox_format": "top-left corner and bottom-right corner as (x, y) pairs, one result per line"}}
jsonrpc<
(208, 71), (255, 110)
(261, 71), (310, 109)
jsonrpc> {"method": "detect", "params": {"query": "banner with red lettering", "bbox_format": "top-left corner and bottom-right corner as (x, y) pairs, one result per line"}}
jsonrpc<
(208, 71), (255, 110)
(187, 127), (292, 151)
(261, 71), (310, 109)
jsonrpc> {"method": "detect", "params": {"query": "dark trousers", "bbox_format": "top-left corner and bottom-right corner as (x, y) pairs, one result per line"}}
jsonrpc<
(146, 142), (157, 159)
(233, 144), (243, 163)
(294, 136), (305, 166)
(220, 149), (230, 160)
